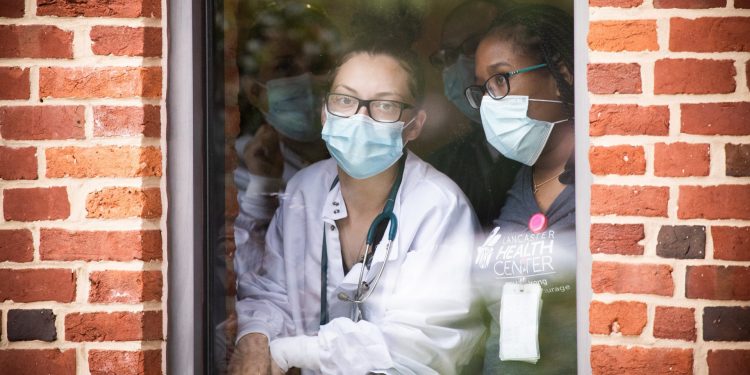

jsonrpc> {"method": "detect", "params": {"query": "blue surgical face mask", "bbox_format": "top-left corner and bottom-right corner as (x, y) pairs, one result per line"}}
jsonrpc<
(442, 54), (482, 124)
(321, 111), (414, 179)
(263, 73), (321, 142)
(479, 95), (569, 166)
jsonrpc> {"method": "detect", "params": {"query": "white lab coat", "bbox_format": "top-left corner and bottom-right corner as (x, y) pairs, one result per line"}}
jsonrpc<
(235, 151), (483, 375)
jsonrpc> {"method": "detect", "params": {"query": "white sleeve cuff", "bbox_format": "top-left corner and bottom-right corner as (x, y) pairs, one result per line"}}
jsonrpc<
(270, 335), (321, 372)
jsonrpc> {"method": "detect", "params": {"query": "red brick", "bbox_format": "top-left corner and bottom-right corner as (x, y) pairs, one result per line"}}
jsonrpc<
(708, 350), (750, 375)
(94, 105), (160, 137)
(655, 0), (726, 7)
(591, 185), (669, 217)
(0, 67), (30, 99)
(0, 269), (75, 302)
(40, 67), (162, 98)
(0, 349), (76, 375)
(678, 185), (750, 220)
(712, 226), (750, 261)
(0, 25), (72, 58)
(86, 187), (161, 219)
(65, 311), (162, 342)
(681, 102), (750, 136)
(0, 146), (37, 180)
(91, 26), (161, 57)
(739, 0), (750, 8)
(89, 271), (162, 303)
(671, 17), (750, 52)
(89, 350), (162, 375)
(590, 223), (644, 255)
(3, 187), (69, 221)
(0, 0), (25, 17)
(590, 104), (669, 136)
(0, 106), (85, 140)
(726, 144), (750, 177)
(0, 229), (33, 262)
(589, 145), (645, 175)
(591, 345), (692, 375)
(592, 261), (674, 296)
(40, 229), (162, 261)
(588, 21), (658, 52)
(654, 142), (710, 177)
(654, 306), (696, 341)
(747, 60), (749, 90)
(589, 300), (647, 335)
(590, 0), (643, 7)
(686, 266), (750, 300)
(655, 59), (736, 94)
(588, 63), (642, 94)
(37, 0), (161, 18)
(46, 146), (162, 178)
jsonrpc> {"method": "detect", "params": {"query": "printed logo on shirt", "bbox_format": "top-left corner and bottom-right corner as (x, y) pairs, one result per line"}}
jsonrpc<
(476, 228), (556, 280)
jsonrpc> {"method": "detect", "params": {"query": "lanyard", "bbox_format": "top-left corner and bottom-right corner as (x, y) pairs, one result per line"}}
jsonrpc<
(320, 157), (406, 326)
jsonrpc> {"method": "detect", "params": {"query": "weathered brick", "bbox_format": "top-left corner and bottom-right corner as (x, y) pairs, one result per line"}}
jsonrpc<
(89, 270), (162, 303)
(712, 226), (750, 261)
(40, 67), (162, 98)
(86, 187), (161, 219)
(591, 345), (693, 375)
(592, 261), (674, 296)
(0, 0), (25, 17)
(589, 104), (669, 136)
(588, 21), (658, 51)
(0, 269), (75, 302)
(739, 0), (750, 8)
(590, 224), (644, 255)
(707, 350), (750, 375)
(8, 309), (57, 342)
(3, 187), (70, 221)
(654, 306), (696, 341)
(587, 63), (642, 94)
(654, 143), (710, 177)
(94, 105), (160, 137)
(687, 266), (750, 300)
(37, 0), (161, 18)
(46, 146), (162, 178)
(589, 300), (647, 335)
(726, 144), (750, 177)
(0, 106), (85, 140)
(589, 0), (643, 7)
(0, 350), (76, 375)
(678, 185), (750, 220)
(89, 350), (162, 375)
(66, 311), (162, 342)
(655, 59), (736, 94)
(0, 25), (72, 58)
(656, 225), (705, 259)
(589, 145), (645, 175)
(0, 146), (37, 180)
(0, 67), (30, 99)
(591, 185), (669, 217)
(703, 306), (750, 341)
(91, 26), (161, 57)
(671, 17), (750, 52)
(682, 102), (750, 136)
(655, 0), (725, 7)
(0, 229), (34, 262)
(40, 229), (162, 261)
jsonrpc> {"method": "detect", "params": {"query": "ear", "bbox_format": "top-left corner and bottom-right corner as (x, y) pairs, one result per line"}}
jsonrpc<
(320, 106), (327, 128)
(552, 61), (573, 99)
(240, 76), (266, 110)
(403, 109), (427, 143)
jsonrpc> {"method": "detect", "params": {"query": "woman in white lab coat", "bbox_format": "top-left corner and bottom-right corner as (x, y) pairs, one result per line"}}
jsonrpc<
(230, 40), (484, 374)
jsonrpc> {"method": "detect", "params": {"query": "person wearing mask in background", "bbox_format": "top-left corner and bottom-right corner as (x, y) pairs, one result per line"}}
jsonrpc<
(467, 4), (577, 374)
(230, 32), (483, 374)
(427, 0), (521, 229)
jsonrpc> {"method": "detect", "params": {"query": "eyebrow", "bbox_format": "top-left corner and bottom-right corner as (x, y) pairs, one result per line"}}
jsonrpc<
(486, 61), (514, 75)
(332, 84), (407, 101)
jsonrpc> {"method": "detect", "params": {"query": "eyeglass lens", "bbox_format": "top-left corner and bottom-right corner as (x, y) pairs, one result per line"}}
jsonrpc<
(327, 94), (405, 123)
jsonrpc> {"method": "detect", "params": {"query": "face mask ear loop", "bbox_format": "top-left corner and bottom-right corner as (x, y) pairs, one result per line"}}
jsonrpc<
(401, 117), (417, 148)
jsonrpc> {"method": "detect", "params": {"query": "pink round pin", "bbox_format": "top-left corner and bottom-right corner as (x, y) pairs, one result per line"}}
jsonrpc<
(528, 213), (547, 234)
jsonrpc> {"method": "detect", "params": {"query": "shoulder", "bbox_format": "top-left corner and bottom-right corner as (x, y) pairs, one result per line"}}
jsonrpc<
(400, 151), (471, 211)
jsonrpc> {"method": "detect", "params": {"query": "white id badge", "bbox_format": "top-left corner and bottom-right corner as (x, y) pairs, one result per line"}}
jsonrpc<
(499, 282), (542, 363)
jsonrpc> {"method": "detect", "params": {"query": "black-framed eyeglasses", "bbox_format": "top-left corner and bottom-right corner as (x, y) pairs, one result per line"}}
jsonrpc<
(464, 63), (548, 109)
(429, 33), (482, 67)
(325, 93), (414, 123)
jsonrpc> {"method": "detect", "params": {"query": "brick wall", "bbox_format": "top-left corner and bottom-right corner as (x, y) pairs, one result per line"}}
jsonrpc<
(0, 1), (165, 374)
(587, 1), (750, 374)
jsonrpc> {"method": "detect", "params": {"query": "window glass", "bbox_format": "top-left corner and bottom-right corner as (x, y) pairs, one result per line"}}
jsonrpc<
(207, 1), (576, 374)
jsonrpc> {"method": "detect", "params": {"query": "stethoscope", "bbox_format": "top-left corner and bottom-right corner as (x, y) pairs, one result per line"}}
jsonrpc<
(319, 157), (405, 325)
